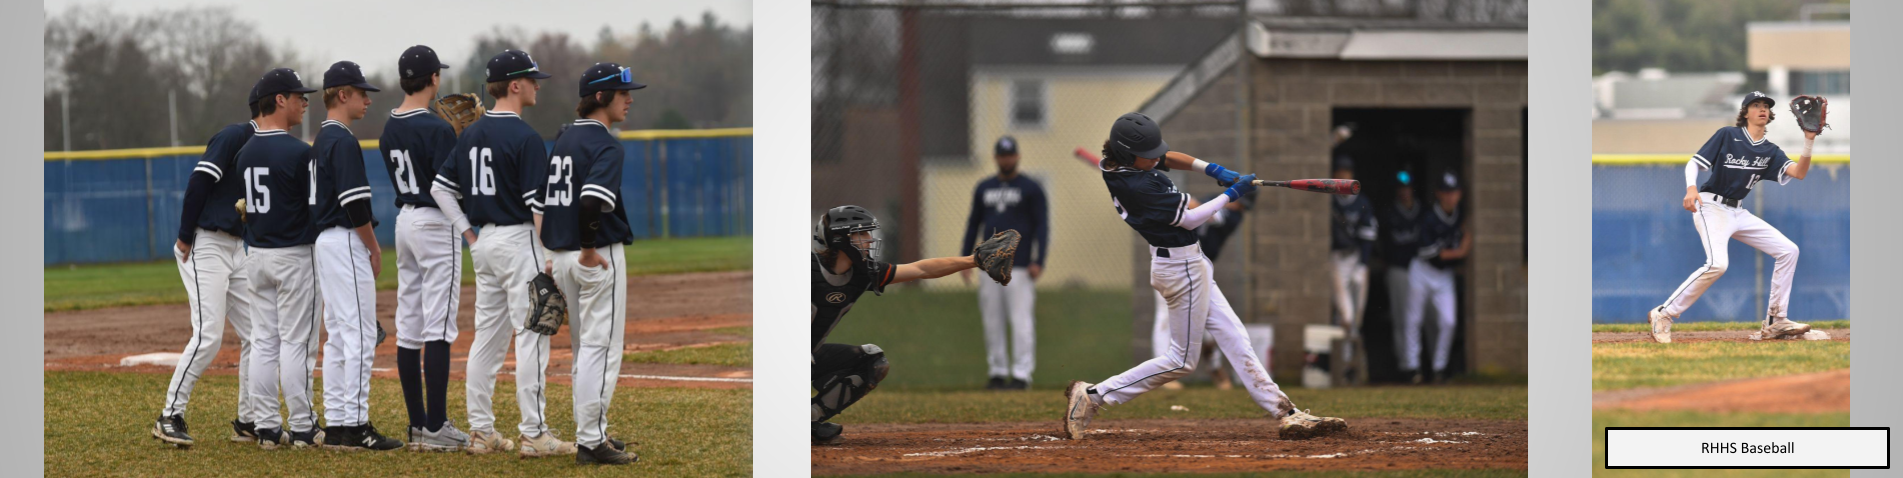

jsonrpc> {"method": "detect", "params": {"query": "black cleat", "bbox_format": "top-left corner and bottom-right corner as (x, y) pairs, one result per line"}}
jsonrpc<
(152, 415), (194, 448)
(229, 419), (257, 443)
(813, 422), (844, 445)
(289, 428), (323, 448)
(325, 423), (405, 451)
(985, 376), (1007, 390)
(606, 436), (628, 453)
(577, 441), (637, 465)
(256, 427), (284, 450)
(1007, 378), (1030, 391)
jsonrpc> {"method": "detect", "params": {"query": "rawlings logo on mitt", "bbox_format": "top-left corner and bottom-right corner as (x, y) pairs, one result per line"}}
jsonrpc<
(433, 93), (486, 136)
(525, 272), (568, 336)
(973, 229), (1021, 286)
(1790, 95), (1829, 134)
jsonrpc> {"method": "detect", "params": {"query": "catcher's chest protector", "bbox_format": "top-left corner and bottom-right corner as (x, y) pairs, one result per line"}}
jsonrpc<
(811, 255), (894, 349)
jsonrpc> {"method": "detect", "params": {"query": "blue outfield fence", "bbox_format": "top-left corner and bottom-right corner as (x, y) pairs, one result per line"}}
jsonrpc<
(44, 129), (752, 266)
(1591, 160), (1849, 323)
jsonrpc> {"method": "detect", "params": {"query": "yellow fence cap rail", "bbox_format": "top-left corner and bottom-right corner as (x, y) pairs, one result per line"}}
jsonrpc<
(45, 127), (752, 161)
(1592, 153), (1850, 165)
(618, 127), (753, 140)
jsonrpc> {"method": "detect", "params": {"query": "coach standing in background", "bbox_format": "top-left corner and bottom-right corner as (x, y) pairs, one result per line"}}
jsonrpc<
(959, 136), (1049, 391)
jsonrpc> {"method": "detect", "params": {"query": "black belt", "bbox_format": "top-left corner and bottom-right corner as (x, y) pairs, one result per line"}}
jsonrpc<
(1711, 195), (1741, 208)
(1156, 248), (1170, 258)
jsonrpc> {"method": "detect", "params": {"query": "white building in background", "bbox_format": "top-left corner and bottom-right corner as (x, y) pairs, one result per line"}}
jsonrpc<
(1748, 19), (1849, 153)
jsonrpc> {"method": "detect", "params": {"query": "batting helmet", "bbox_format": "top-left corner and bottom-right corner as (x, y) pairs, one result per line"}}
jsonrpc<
(1109, 112), (1169, 159)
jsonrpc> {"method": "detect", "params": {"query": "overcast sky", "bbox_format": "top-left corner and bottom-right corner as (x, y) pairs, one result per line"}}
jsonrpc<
(44, 0), (752, 78)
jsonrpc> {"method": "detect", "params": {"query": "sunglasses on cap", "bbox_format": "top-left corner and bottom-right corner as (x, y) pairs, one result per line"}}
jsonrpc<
(588, 67), (634, 85)
(506, 63), (541, 77)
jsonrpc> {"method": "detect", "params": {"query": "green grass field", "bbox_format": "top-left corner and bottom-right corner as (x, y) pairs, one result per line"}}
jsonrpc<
(836, 385), (1527, 425)
(624, 343), (751, 368)
(856, 471), (1528, 478)
(1591, 410), (1849, 478)
(46, 371), (749, 477)
(821, 288), (1135, 390)
(44, 236), (751, 312)
(1591, 341), (1849, 391)
(1589, 320), (1849, 334)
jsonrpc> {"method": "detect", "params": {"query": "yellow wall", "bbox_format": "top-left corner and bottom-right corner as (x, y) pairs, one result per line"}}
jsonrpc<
(921, 69), (1175, 290)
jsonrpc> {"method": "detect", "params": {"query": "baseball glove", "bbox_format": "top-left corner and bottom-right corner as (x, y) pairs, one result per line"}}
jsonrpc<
(235, 198), (247, 222)
(1790, 95), (1829, 134)
(433, 93), (486, 136)
(525, 272), (568, 336)
(972, 229), (1021, 286)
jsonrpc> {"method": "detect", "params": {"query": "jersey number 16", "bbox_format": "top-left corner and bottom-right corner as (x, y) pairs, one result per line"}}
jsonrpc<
(468, 147), (497, 196)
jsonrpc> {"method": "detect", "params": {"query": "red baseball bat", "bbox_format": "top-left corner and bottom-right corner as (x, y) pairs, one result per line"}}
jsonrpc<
(1072, 147), (1102, 168)
(1251, 179), (1360, 195)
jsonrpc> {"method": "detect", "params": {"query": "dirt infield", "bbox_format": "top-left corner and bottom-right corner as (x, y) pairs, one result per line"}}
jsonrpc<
(44, 271), (752, 389)
(811, 418), (1526, 474)
(1592, 369), (1849, 413)
(1590, 328), (1849, 344)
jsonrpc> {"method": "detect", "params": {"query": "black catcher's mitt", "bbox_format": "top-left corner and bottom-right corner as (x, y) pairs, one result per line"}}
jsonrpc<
(525, 272), (568, 336)
(433, 93), (486, 136)
(972, 229), (1021, 286)
(1790, 95), (1829, 134)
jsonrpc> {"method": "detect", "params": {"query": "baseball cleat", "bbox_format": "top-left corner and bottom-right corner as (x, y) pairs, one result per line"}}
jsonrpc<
(152, 415), (194, 448)
(1062, 381), (1100, 440)
(325, 423), (404, 451)
(1279, 409), (1348, 440)
(465, 428), (516, 454)
(517, 432), (577, 458)
(813, 422), (844, 445)
(407, 421), (470, 452)
(1761, 316), (1811, 340)
(606, 436), (628, 453)
(255, 427), (284, 450)
(229, 419), (258, 443)
(577, 441), (637, 465)
(1007, 378), (1030, 391)
(289, 428), (323, 448)
(986, 376), (1007, 390)
(1648, 306), (1673, 343)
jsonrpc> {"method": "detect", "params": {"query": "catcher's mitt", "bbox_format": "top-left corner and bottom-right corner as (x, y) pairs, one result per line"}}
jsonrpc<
(972, 229), (1021, 286)
(235, 198), (247, 222)
(525, 272), (568, 336)
(1790, 95), (1829, 134)
(433, 93), (486, 136)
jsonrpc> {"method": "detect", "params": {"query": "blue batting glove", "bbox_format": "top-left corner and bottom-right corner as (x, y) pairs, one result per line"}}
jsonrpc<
(1205, 162), (1241, 186)
(1223, 174), (1258, 201)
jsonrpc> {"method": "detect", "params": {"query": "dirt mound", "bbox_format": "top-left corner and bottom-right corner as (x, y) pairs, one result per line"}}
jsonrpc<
(812, 418), (1526, 474)
(1592, 328), (1849, 344)
(1592, 369), (1849, 413)
(43, 271), (753, 389)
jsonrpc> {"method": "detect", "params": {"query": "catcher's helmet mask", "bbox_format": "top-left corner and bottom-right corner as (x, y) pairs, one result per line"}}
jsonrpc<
(815, 205), (882, 264)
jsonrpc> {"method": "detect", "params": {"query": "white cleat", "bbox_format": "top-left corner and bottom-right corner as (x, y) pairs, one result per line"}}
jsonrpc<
(1062, 381), (1100, 440)
(1761, 316), (1811, 340)
(1647, 306), (1673, 343)
(1279, 409), (1347, 440)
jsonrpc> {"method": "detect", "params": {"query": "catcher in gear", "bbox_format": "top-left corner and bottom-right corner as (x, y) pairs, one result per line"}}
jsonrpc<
(811, 205), (1011, 445)
(1649, 91), (1819, 343)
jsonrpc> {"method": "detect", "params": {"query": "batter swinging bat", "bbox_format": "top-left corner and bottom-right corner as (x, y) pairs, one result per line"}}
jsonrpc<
(1252, 179), (1360, 195)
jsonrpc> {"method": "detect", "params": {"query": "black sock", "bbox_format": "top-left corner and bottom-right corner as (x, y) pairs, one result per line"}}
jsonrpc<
(425, 340), (452, 432)
(397, 346), (426, 429)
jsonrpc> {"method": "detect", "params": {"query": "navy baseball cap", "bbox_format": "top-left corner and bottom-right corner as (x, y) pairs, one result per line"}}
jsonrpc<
(255, 67), (319, 99)
(247, 83), (261, 105)
(398, 45), (449, 79)
(485, 50), (552, 83)
(322, 61), (381, 92)
(1333, 154), (1354, 172)
(1110, 112), (1168, 159)
(1439, 171), (1460, 190)
(579, 62), (646, 97)
(994, 136), (1018, 156)
(1742, 91), (1774, 109)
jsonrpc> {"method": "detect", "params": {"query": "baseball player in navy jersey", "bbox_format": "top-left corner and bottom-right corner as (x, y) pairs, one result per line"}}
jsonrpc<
(1649, 92), (1817, 343)
(379, 45), (472, 452)
(308, 61), (403, 451)
(1402, 171), (1469, 384)
(811, 205), (995, 444)
(1329, 155), (1375, 383)
(1064, 113), (1345, 441)
(1379, 171), (1423, 380)
(1149, 192), (1252, 391)
(958, 136), (1048, 390)
(539, 62), (645, 466)
(151, 85), (265, 449)
(234, 67), (323, 450)
(429, 49), (571, 457)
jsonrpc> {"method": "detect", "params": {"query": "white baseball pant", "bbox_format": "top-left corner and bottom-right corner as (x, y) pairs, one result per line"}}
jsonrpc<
(1097, 243), (1294, 417)
(1150, 289), (1222, 377)
(553, 246), (627, 449)
(395, 205), (461, 348)
(316, 227), (378, 427)
(979, 266), (1035, 382)
(1402, 257), (1456, 372)
(244, 245), (321, 433)
(162, 229), (258, 420)
(1385, 265), (1411, 369)
(465, 223), (554, 437)
(1659, 192), (1799, 320)
(1330, 250), (1369, 357)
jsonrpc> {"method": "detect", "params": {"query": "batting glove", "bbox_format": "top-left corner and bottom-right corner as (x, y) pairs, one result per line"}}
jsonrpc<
(1205, 163), (1241, 187)
(1223, 174), (1258, 201)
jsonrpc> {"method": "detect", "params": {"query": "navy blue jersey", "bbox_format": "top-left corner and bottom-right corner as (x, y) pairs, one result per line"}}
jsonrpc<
(811, 254), (896, 351)
(234, 129), (315, 248)
(1331, 194), (1377, 260)
(1100, 163), (1198, 248)
(378, 108), (458, 208)
(1380, 200), (1423, 268)
(310, 121), (374, 229)
(1692, 126), (1793, 200)
(540, 119), (631, 250)
(959, 175), (1049, 267)
(1416, 203), (1464, 270)
(433, 111), (547, 226)
(187, 120), (257, 235)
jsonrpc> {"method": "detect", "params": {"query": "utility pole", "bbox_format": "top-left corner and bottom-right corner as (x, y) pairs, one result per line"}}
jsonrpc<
(169, 90), (179, 147)
(61, 89), (71, 152)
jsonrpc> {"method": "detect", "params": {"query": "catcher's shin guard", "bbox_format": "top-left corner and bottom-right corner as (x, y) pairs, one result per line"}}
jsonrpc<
(811, 344), (889, 423)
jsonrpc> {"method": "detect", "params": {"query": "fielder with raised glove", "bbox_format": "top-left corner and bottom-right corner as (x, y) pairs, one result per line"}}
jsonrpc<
(432, 93), (485, 136)
(1790, 95), (1828, 134)
(526, 272), (568, 336)
(972, 229), (1021, 286)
